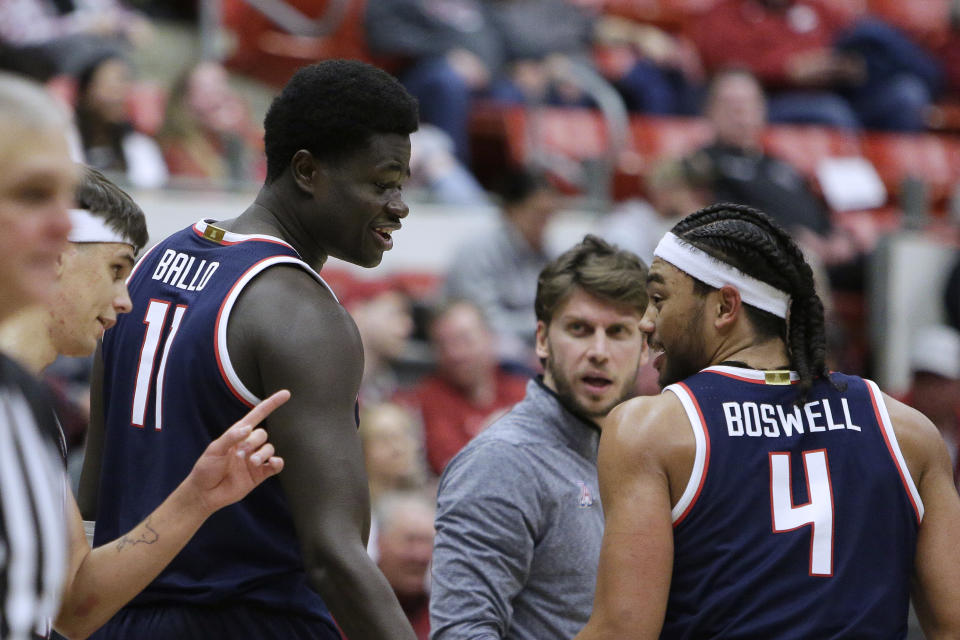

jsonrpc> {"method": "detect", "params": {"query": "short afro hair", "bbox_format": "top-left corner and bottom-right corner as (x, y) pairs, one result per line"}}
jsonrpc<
(263, 59), (419, 182)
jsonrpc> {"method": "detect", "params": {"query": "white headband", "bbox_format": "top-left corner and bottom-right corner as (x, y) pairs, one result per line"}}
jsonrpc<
(68, 209), (133, 246)
(653, 232), (791, 318)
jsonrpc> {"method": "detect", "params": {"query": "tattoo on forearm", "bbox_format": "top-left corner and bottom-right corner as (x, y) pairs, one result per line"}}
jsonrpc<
(116, 519), (159, 551)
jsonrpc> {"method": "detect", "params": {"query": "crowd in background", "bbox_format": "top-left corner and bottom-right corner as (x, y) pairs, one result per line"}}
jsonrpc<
(3, 1), (960, 637)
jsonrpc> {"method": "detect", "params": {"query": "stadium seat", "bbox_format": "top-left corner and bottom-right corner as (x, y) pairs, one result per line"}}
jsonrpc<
(763, 124), (863, 179)
(862, 132), (960, 204)
(222, 0), (372, 88)
(601, 0), (721, 31)
(629, 115), (713, 164)
(867, 0), (952, 43)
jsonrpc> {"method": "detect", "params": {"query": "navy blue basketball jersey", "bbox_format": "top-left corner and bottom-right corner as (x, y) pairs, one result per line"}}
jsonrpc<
(94, 220), (338, 626)
(661, 365), (921, 640)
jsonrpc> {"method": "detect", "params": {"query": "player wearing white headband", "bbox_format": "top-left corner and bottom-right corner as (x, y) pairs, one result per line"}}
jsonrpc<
(0, 164), (291, 640)
(1, 167), (147, 375)
(575, 202), (960, 639)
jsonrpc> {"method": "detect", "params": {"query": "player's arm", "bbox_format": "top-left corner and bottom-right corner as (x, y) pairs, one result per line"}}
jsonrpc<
(430, 442), (541, 640)
(77, 344), (105, 519)
(230, 266), (417, 640)
(573, 395), (681, 640)
(56, 391), (289, 640)
(884, 395), (960, 638)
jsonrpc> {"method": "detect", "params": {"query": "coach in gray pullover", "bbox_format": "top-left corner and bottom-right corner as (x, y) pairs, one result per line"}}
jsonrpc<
(429, 235), (649, 640)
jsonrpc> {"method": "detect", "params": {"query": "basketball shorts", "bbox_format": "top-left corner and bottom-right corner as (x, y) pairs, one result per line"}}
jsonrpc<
(88, 602), (342, 640)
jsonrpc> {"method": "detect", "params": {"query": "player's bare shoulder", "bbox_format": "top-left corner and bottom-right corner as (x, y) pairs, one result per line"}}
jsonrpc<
(880, 391), (953, 490)
(227, 263), (364, 393)
(601, 392), (691, 467)
(235, 264), (356, 338)
(605, 392), (689, 449)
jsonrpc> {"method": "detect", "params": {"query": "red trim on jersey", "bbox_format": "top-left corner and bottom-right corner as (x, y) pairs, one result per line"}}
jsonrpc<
(673, 381), (711, 527)
(192, 223), (294, 248)
(867, 386), (922, 523)
(212, 258), (281, 408)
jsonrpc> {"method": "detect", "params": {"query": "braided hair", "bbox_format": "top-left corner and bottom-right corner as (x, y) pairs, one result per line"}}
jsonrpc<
(670, 203), (833, 402)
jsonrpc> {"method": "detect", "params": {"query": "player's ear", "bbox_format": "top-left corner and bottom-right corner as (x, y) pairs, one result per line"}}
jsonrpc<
(535, 320), (550, 360)
(290, 149), (324, 195)
(54, 246), (68, 278)
(715, 285), (741, 330)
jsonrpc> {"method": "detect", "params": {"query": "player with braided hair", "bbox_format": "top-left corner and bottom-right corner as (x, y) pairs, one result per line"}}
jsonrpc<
(574, 203), (960, 639)
(669, 202), (831, 401)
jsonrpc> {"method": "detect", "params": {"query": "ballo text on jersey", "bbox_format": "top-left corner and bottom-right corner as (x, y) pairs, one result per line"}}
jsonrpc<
(722, 398), (861, 438)
(151, 250), (220, 291)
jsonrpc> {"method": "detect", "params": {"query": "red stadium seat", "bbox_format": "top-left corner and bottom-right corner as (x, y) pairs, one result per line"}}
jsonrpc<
(862, 132), (960, 204)
(479, 105), (628, 194)
(629, 115), (713, 164)
(762, 124), (863, 179)
(222, 0), (373, 88)
(601, 0), (721, 31)
(867, 0), (951, 43)
(494, 106), (611, 165)
(826, 0), (869, 23)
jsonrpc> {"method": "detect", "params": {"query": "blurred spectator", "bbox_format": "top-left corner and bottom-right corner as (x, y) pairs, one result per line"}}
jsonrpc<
(599, 157), (710, 265)
(689, 0), (942, 131)
(364, 0), (503, 164)
(685, 68), (867, 291)
(345, 280), (416, 404)
(0, 0), (151, 48)
(372, 490), (436, 640)
(74, 50), (167, 188)
(900, 325), (960, 488)
(0, 41), (84, 159)
(486, 0), (701, 114)
(0, 0), (152, 91)
(398, 300), (528, 475)
(443, 168), (560, 365)
(366, 0), (701, 165)
(157, 60), (265, 187)
(359, 403), (428, 503)
(484, 0), (598, 107)
(576, 6), (706, 115)
(408, 124), (489, 205)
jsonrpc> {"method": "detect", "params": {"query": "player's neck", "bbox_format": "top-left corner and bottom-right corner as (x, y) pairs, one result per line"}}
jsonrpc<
(713, 338), (790, 372)
(233, 186), (328, 270)
(0, 307), (57, 375)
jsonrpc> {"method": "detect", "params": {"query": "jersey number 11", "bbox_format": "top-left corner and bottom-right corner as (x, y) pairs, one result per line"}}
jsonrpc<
(132, 299), (188, 430)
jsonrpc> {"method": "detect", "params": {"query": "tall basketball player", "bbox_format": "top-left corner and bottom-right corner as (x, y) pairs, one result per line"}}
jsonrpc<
(575, 204), (960, 639)
(79, 60), (420, 639)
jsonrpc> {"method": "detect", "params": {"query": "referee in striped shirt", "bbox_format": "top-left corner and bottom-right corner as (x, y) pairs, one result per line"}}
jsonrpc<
(0, 71), (77, 640)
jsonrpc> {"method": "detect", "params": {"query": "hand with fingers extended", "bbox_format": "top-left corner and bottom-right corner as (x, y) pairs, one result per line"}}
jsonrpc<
(184, 389), (290, 513)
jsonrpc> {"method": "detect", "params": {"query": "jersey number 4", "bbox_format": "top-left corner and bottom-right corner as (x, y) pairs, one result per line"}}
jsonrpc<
(769, 449), (835, 577)
(132, 298), (187, 430)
